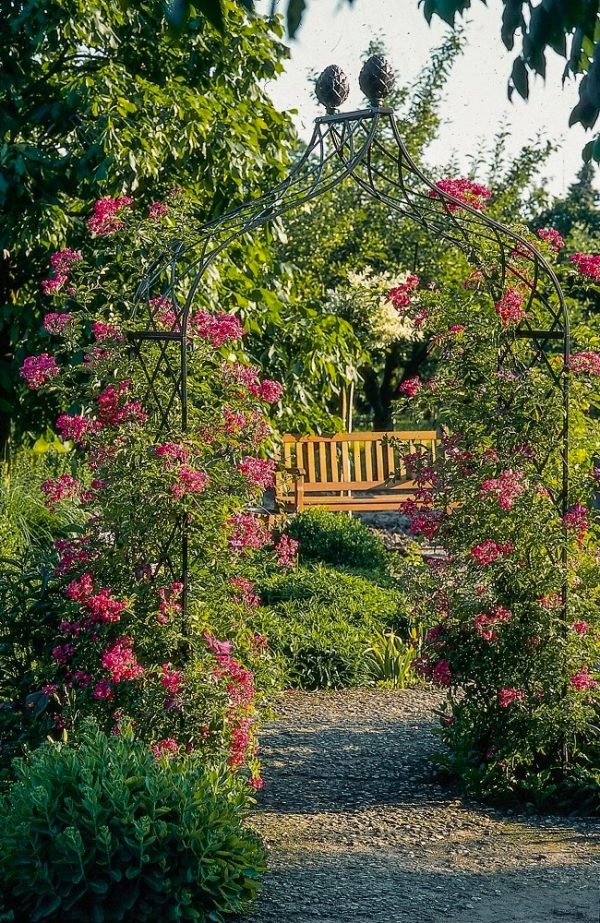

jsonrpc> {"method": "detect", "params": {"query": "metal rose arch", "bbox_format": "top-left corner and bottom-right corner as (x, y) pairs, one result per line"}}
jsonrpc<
(130, 55), (570, 613)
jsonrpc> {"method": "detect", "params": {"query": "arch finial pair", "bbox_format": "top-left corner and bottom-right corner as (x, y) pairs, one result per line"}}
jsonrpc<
(315, 55), (395, 113)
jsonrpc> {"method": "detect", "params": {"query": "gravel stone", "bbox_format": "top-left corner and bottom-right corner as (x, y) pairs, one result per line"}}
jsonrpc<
(246, 688), (600, 923)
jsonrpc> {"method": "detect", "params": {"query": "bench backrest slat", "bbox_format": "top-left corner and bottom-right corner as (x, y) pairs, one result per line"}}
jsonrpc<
(281, 431), (437, 489)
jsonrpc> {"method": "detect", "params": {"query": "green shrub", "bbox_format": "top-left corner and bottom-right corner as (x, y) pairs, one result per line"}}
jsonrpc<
(256, 603), (374, 690)
(253, 564), (410, 689)
(285, 508), (387, 572)
(0, 723), (264, 923)
(258, 563), (403, 627)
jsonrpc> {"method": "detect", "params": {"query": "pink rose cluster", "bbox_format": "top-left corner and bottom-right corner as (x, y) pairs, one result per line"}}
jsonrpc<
(570, 668), (598, 692)
(497, 687), (525, 708)
(537, 227), (564, 252)
(191, 311), (245, 347)
(41, 474), (80, 508)
(480, 469), (525, 511)
(237, 455), (277, 489)
(430, 178), (492, 212)
(20, 353), (60, 389)
(563, 502), (589, 544)
(227, 512), (270, 554)
(43, 312), (74, 335)
(470, 539), (513, 566)
(87, 196), (133, 235)
(569, 351), (600, 375)
(40, 248), (81, 295)
(473, 604), (512, 642)
(570, 252), (600, 281)
(398, 376), (421, 398)
(226, 362), (283, 404)
(495, 287), (526, 327)
(387, 274), (419, 311)
(229, 576), (260, 609)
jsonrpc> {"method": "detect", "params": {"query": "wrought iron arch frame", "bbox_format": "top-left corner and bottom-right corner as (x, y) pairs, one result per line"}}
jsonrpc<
(131, 86), (570, 617)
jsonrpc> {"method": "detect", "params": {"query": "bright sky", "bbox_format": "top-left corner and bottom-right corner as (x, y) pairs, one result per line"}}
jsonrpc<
(257, 0), (596, 199)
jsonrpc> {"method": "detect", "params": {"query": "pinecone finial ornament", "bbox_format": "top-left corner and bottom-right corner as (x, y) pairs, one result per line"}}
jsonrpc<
(315, 65), (350, 114)
(359, 55), (395, 107)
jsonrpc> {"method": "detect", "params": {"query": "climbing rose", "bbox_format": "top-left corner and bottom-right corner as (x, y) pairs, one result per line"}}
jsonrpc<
(398, 376), (421, 398)
(570, 252), (600, 281)
(275, 534), (299, 568)
(480, 469), (525, 511)
(151, 738), (179, 759)
(387, 274), (420, 311)
(229, 576), (260, 609)
(50, 248), (82, 273)
(572, 621), (589, 636)
(570, 669), (597, 691)
(171, 466), (209, 499)
(101, 637), (144, 682)
(40, 274), (69, 295)
(495, 287), (526, 327)
(470, 540), (513, 565)
(148, 201), (168, 219)
(41, 474), (80, 508)
(56, 413), (98, 444)
(43, 312), (73, 335)
(191, 311), (244, 347)
(257, 379), (283, 404)
(569, 351), (600, 375)
(91, 321), (123, 342)
(563, 503), (589, 543)
(537, 228), (564, 252)
(227, 513), (269, 553)
(497, 688), (525, 708)
(88, 196), (133, 234)
(155, 442), (189, 466)
(430, 178), (492, 211)
(237, 456), (277, 489)
(20, 353), (59, 389)
(161, 664), (183, 696)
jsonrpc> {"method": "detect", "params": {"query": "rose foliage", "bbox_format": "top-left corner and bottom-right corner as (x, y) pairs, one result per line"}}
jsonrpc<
(391, 224), (600, 809)
(10, 191), (295, 790)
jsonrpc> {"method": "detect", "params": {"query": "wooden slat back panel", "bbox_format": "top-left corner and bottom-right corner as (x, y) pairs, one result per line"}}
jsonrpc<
(281, 432), (438, 487)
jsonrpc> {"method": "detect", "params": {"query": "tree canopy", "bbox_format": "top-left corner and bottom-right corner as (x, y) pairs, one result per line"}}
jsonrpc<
(1, 0), (294, 442)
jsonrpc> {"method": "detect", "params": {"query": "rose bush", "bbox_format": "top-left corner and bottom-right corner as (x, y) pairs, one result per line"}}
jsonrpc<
(389, 224), (600, 808)
(12, 192), (294, 788)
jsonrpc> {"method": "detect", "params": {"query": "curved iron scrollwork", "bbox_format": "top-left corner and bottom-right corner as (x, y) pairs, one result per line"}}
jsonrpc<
(130, 56), (570, 609)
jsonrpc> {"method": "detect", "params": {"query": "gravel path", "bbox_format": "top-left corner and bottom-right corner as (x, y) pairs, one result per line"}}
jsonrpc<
(247, 689), (600, 923)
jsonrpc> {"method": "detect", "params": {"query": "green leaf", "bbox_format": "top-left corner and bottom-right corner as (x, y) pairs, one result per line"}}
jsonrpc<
(286, 0), (306, 37)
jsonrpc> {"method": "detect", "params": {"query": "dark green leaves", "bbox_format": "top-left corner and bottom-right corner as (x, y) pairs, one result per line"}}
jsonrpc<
(286, 0), (306, 37)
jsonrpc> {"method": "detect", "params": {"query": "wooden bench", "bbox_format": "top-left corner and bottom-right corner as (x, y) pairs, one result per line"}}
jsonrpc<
(276, 431), (438, 513)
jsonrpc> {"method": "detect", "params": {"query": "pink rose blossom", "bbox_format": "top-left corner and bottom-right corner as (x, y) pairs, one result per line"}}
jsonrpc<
(191, 311), (245, 347)
(495, 287), (526, 327)
(570, 668), (598, 691)
(227, 512), (269, 553)
(20, 353), (59, 389)
(497, 687), (525, 708)
(43, 312), (74, 335)
(275, 534), (299, 568)
(430, 178), (492, 211)
(537, 228), (564, 252)
(570, 252), (600, 281)
(238, 456), (277, 489)
(148, 201), (168, 220)
(88, 196), (133, 234)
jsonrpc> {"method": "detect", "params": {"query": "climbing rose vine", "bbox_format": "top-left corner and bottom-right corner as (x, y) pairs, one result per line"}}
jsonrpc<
(392, 226), (600, 809)
(15, 192), (292, 787)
